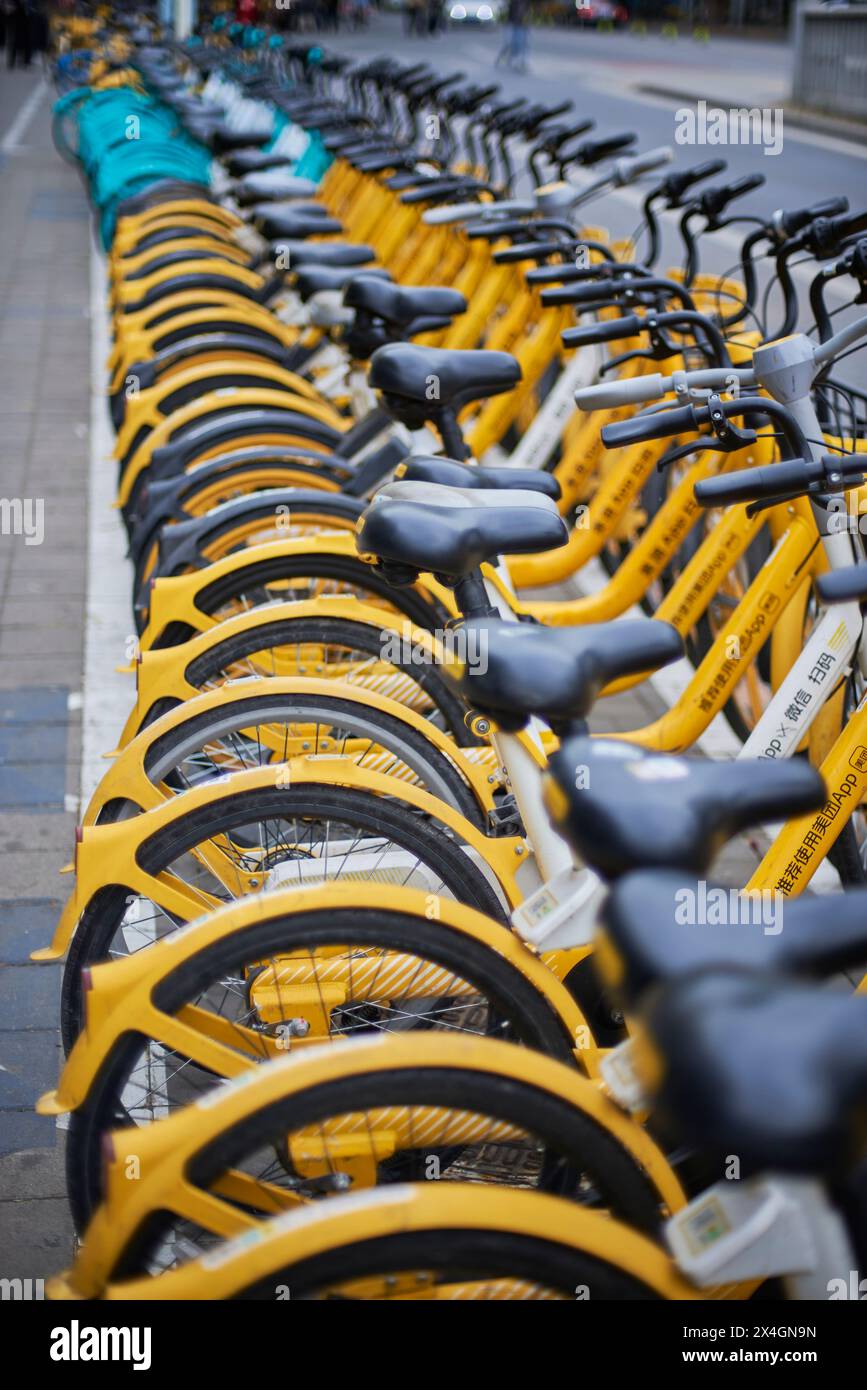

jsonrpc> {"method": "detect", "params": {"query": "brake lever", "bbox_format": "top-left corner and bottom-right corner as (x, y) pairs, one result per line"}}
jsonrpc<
(598, 328), (686, 377)
(654, 396), (758, 469)
(745, 488), (818, 519)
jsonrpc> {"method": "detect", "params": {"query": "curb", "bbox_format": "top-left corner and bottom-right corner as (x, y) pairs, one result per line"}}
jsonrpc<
(637, 85), (867, 150)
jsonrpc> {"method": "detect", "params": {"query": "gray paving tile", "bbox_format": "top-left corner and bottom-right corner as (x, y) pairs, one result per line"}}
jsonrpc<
(0, 899), (64, 965)
(0, 965), (61, 1028)
(0, 1030), (61, 1108)
(0, 1196), (74, 1278)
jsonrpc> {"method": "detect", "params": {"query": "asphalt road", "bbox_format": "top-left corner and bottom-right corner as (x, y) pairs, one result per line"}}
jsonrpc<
(320, 15), (867, 373)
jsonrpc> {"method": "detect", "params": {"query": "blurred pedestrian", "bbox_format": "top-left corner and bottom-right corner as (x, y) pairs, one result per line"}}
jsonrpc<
(426, 0), (442, 33)
(496, 0), (530, 73)
(6, 0), (33, 67)
(404, 0), (424, 35)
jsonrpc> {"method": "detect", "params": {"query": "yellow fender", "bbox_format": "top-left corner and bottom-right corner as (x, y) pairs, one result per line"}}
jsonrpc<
(80, 675), (500, 826)
(47, 1029), (689, 1298)
(109, 237), (252, 281)
(35, 759), (527, 962)
(108, 305), (303, 393)
(124, 595), (452, 743)
(52, 1183), (705, 1300)
(41, 887), (600, 1115)
(114, 358), (323, 459)
(116, 386), (347, 509)
(139, 533), (457, 651)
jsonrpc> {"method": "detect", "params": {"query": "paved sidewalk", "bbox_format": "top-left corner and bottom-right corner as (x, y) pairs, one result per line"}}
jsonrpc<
(0, 66), (89, 1283)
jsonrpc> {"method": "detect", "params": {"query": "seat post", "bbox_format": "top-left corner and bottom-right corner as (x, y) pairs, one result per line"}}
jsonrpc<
(436, 408), (470, 461)
(452, 570), (499, 620)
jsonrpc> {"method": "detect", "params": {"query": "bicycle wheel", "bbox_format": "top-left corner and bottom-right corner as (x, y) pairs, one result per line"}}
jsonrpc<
(64, 903), (586, 1229)
(128, 1187), (683, 1300)
(142, 613), (476, 747)
(62, 779), (508, 1050)
(143, 551), (448, 646)
(133, 490), (363, 611)
(96, 684), (487, 828)
(71, 1030), (665, 1259)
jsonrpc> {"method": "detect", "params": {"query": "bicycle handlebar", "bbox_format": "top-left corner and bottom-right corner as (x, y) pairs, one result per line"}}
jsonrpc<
(574, 367), (755, 412)
(561, 315), (644, 346)
(601, 403), (699, 448)
(422, 198), (534, 226)
(612, 146), (673, 186)
(694, 453), (866, 508)
(816, 565), (867, 606)
(658, 159), (726, 207)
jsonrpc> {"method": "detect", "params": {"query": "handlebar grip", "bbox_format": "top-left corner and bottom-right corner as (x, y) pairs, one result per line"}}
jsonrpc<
(694, 459), (814, 507)
(574, 374), (667, 411)
(560, 315), (643, 346)
(662, 159), (726, 205)
(601, 404), (697, 448)
(779, 197), (848, 238)
(541, 279), (646, 307)
(494, 240), (569, 265)
(817, 565), (867, 606)
(701, 173), (765, 219)
(614, 146), (673, 185)
(575, 132), (637, 166)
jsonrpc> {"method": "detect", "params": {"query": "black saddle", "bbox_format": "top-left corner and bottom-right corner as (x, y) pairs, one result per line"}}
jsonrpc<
(441, 617), (683, 731)
(225, 149), (292, 177)
(399, 456), (561, 501)
(644, 970), (867, 1176)
(601, 871), (867, 1011)
(357, 491), (567, 581)
(209, 125), (272, 155)
(293, 266), (391, 302)
(235, 172), (319, 205)
(344, 278), (467, 330)
(257, 209), (343, 241)
(369, 344), (521, 426)
(211, 125), (274, 154)
(546, 734), (825, 878)
(271, 242), (376, 269)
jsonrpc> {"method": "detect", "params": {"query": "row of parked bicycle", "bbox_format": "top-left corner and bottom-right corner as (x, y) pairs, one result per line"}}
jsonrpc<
(40, 10), (867, 1299)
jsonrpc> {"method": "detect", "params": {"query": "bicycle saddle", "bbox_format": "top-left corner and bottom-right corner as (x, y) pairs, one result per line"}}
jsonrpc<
(257, 209), (343, 241)
(344, 279), (467, 329)
(600, 871), (867, 1010)
(293, 265), (391, 302)
(271, 241), (376, 268)
(441, 618), (683, 731)
(358, 486), (566, 579)
(235, 171), (320, 203)
(643, 970), (867, 1175)
(369, 344), (522, 420)
(399, 455), (561, 500)
(546, 736), (825, 877)
(225, 148), (292, 176)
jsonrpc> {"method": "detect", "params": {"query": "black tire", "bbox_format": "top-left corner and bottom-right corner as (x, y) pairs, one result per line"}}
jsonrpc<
(66, 902), (579, 1230)
(159, 613), (477, 748)
(98, 687), (485, 828)
(133, 490), (363, 614)
(144, 552), (448, 646)
(61, 781), (507, 1051)
(233, 1224), (664, 1300)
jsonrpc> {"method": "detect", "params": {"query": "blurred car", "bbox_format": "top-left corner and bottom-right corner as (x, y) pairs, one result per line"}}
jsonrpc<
(573, 0), (629, 23)
(448, 0), (506, 22)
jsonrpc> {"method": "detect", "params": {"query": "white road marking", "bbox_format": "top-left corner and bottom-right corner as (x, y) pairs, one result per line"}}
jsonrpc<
(82, 239), (135, 806)
(1, 79), (46, 155)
